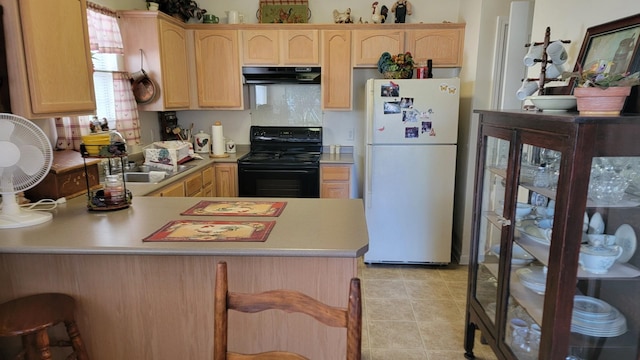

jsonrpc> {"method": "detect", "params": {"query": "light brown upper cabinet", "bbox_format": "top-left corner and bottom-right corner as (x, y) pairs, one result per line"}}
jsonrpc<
(194, 30), (244, 109)
(352, 30), (404, 67)
(321, 30), (352, 110)
(1, 0), (96, 119)
(242, 29), (319, 66)
(405, 25), (465, 67)
(353, 25), (465, 68)
(118, 11), (191, 111)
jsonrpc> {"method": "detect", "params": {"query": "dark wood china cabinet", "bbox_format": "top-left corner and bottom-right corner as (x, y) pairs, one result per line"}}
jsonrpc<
(465, 110), (640, 360)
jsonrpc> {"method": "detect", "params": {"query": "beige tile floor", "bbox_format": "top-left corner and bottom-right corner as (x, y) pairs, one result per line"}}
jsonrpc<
(358, 259), (498, 360)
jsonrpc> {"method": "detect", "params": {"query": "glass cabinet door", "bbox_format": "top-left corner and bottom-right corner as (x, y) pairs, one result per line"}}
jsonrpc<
(567, 156), (640, 360)
(503, 142), (562, 359)
(472, 134), (511, 325)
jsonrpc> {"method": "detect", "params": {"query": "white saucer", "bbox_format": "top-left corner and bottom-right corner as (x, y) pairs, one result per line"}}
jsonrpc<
(614, 224), (637, 263)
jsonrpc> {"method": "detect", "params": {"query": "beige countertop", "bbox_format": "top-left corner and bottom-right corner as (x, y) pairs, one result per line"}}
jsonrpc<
(0, 196), (368, 258)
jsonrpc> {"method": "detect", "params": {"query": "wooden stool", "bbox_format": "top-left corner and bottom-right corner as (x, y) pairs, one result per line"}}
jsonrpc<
(0, 293), (89, 360)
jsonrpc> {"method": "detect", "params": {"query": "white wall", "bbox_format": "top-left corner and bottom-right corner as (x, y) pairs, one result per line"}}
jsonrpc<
(455, 0), (512, 264)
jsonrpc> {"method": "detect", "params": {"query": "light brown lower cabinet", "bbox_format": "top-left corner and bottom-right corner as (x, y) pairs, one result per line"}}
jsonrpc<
(214, 163), (238, 197)
(148, 165), (215, 197)
(149, 180), (185, 197)
(320, 164), (351, 199)
(202, 166), (214, 196)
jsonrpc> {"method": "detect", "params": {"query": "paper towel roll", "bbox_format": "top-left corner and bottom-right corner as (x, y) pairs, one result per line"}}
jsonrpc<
(211, 121), (226, 156)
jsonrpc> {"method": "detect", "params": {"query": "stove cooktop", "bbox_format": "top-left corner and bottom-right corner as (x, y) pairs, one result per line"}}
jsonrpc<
(239, 151), (320, 165)
(240, 126), (322, 166)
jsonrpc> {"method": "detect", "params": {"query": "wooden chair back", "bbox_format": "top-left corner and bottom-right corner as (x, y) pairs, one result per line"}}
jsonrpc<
(213, 261), (362, 360)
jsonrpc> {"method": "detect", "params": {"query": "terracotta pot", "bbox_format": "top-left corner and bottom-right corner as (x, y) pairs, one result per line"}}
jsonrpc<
(574, 86), (631, 115)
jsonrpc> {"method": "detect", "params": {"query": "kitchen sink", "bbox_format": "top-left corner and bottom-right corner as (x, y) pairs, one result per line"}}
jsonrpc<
(123, 164), (197, 183)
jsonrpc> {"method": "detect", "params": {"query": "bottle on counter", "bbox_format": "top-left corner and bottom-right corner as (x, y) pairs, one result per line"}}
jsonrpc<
(104, 175), (125, 205)
(427, 59), (433, 78)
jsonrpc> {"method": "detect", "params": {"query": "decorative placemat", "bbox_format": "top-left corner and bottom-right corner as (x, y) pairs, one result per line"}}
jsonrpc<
(181, 201), (287, 217)
(143, 220), (275, 242)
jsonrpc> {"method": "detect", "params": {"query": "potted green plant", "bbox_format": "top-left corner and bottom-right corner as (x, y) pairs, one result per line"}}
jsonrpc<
(562, 65), (640, 115)
(157, 0), (206, 22)
(377, 52), (415, 79)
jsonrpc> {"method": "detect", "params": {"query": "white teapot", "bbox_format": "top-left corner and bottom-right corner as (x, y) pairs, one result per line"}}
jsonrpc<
(579, 239), (623, 274)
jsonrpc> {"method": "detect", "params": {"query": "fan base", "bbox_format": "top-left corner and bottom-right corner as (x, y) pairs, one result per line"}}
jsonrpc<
(0, 210), (52, 229)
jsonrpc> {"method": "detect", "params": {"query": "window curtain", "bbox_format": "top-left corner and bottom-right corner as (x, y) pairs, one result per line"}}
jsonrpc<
(55, 2), (141, 150)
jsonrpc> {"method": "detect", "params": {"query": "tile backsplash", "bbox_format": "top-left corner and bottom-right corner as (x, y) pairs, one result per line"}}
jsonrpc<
(249, 84), (322, 126)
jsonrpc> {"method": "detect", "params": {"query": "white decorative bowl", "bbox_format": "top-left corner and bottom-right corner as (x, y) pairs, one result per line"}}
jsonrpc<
(527, 95), (577, 111)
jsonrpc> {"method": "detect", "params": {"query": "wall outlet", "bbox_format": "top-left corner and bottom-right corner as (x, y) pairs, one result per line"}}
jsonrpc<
(347, 128), (354, 141)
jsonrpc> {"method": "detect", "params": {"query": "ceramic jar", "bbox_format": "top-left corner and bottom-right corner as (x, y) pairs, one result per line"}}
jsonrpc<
(194, 130), (210, 153)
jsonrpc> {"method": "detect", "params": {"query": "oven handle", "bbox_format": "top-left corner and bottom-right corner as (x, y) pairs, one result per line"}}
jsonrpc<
(239, 168), (318, 174)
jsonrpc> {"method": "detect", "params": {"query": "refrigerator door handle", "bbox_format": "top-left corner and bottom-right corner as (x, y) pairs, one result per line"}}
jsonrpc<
(365, 145), (372, 208)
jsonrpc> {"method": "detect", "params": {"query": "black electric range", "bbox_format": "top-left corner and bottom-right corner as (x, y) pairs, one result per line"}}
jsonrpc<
(238, 126), (322, 198)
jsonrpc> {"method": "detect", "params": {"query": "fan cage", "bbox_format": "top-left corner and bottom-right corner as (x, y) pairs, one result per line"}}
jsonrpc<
(0, 114), (53, 192)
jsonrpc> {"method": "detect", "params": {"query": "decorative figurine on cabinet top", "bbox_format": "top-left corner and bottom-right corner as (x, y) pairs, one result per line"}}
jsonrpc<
(371, 1), (389, 24)
(333, 8), (353, 23)
(391, 0), (412, 23)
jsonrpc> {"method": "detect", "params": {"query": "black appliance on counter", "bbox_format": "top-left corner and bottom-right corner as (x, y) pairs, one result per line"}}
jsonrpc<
(238, 126), (322, 198)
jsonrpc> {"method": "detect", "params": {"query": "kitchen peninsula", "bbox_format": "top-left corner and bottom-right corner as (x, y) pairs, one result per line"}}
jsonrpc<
(0, 192), (368, 359)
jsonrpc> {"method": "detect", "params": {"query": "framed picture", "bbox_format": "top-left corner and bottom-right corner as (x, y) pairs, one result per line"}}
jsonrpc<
(258, 0), (310, 23)
(573, 13), (640, 79)
(550, 13), (640, 112)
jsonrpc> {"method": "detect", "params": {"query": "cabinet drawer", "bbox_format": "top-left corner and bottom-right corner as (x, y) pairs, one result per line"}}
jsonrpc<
(151, 181), (184, 197)
(202, 167), (214, 186)
(321, 166), (350, 181)
(184, 172), (203, 196)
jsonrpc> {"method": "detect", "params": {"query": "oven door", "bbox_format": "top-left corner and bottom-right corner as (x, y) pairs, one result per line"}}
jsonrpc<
(238, 165), (319, 198)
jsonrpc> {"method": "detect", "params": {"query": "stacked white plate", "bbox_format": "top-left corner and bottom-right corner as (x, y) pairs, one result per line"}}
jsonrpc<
(571, 296), (627, 337)
(516, 266), (547, 295)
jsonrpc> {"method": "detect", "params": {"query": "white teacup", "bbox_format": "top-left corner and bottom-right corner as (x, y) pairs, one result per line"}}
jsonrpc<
(579, 242), (623, 274)
(546, 41), (568, 65)
(535, 218), (553, 230)
(523, 44), (544, 67)
(535, 206), (554, 218)
(586, 234), (616, 247)
(517, 80), (539, 100)
(515, 203), (533, 219)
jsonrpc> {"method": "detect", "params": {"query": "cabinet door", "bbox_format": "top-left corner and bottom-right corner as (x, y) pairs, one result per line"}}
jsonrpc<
(352, 30), (404, 67)
(281, 30), (319, 65)
(194, 30), (244, 109)
(1, 0), (95, 118)
(405, 27), (465, 67)
(158, 19), (191, 109)
(469, 130), (512, 331)
(118, 11), (190, 111)
(321, 30), (352, 110)
(242, 30), (279, 65)
(214, 163), (238, 197)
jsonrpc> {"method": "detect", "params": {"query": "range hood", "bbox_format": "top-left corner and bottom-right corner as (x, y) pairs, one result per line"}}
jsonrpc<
(243, 67), (321, 84)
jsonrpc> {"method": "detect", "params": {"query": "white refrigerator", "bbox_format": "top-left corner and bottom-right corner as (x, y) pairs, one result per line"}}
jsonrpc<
(364, 78), (460, 264)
